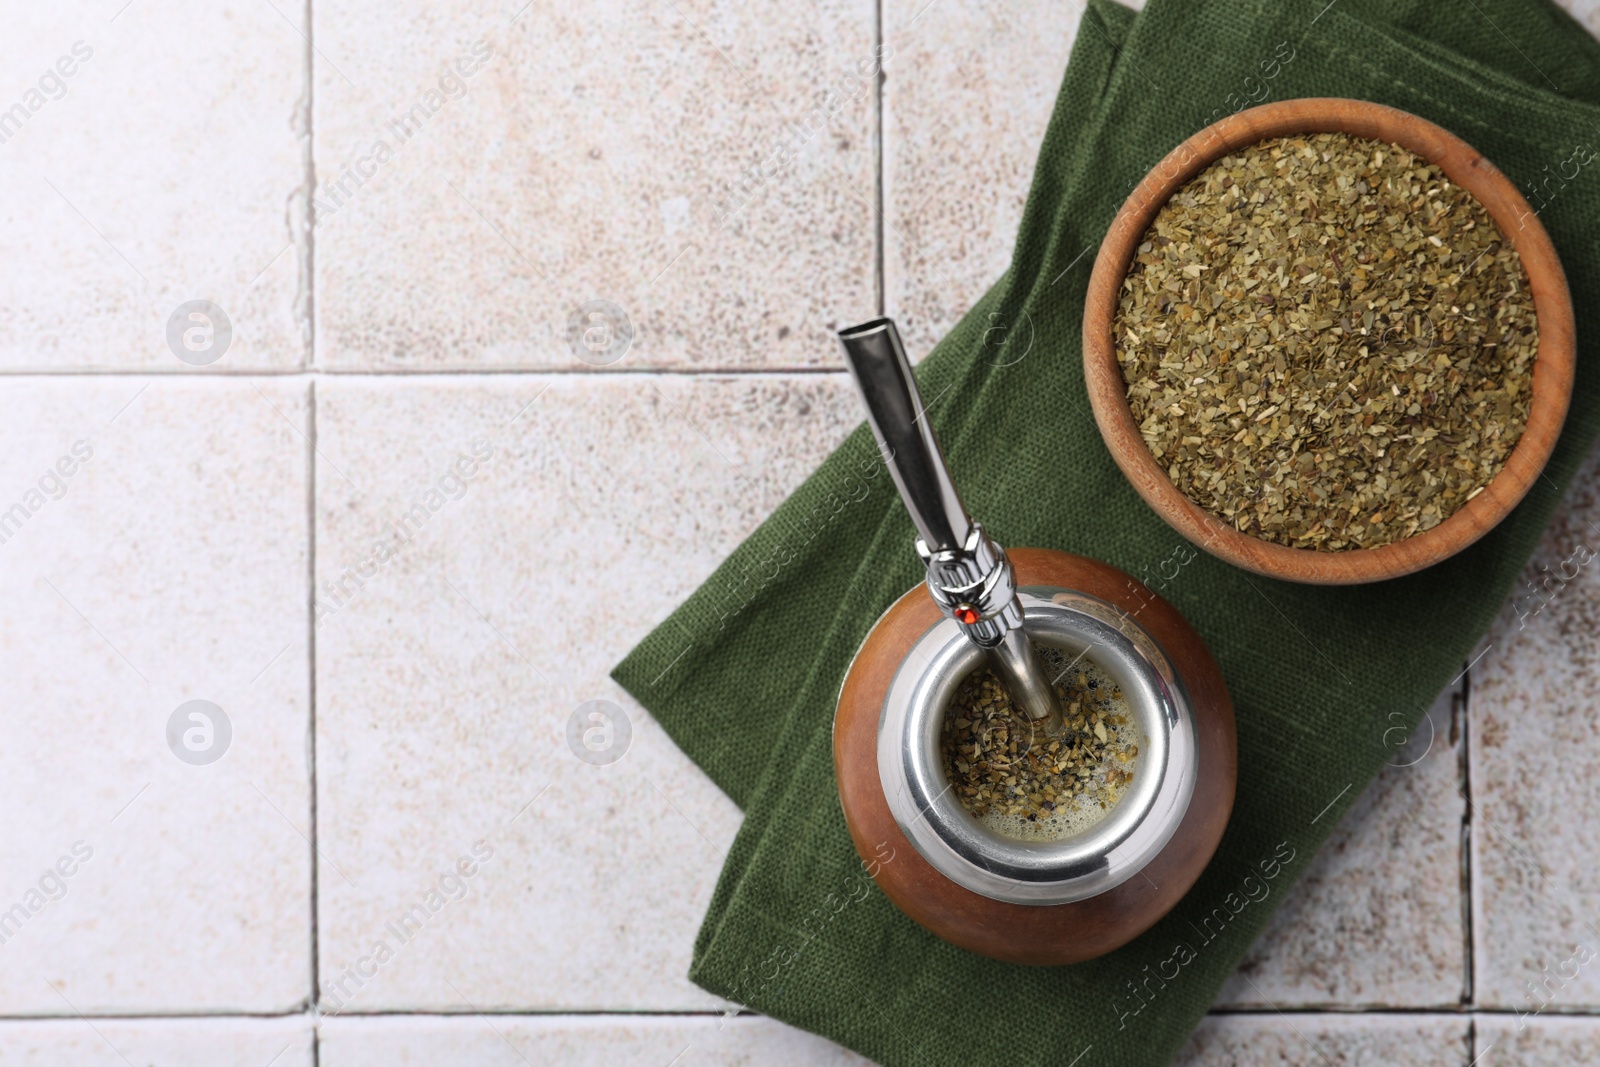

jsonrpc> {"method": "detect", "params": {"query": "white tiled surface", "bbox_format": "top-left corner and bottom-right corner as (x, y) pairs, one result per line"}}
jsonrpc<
(312, 375), (857, 1010)
(319, 1015), (875, 1066)
(1475, 1015), (1600, 1064)
(0, 3), (308, 370)
(0, 380), (311, 1013)
(1215, 679), (1468, 1009)
(312, 0), (877, 370)
(2, 0), (1598, 1062)
(1172, 1013), (1469, 1065)
(1470, 442), (1600, 1011)
(0, 1017), (313, 1067)
(883, 0), (1085, 359)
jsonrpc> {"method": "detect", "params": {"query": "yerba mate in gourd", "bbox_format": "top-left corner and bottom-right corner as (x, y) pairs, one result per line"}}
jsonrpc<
(943, 650), (1140, 842)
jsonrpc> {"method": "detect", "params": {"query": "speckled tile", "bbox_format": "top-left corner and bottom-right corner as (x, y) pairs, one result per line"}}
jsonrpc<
(0, 1017), (313, 1067)
(319, 1014), (873, 1066)
(0, 3), (307, 370)
(1555, 0), (1600, 40)
(313, 0), (875, 371)
(1475, 1014), (1600, 1065)
(1172, 1012), (1467, 1065)
(1215, 676), (1467, 1008)
(0, 379), (311, 1012)
(313, 374), (858, 1009)
(882, 0), (1086, 360)
(1471, 443), (1600, 1010)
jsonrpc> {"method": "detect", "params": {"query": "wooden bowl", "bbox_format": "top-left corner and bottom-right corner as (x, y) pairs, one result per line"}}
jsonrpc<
(834, 548), (1236, 965)
(1083, 98), (1575, 584)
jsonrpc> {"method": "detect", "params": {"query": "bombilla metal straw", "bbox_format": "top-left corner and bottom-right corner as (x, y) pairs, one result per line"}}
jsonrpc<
(838, 317), (1063, 736)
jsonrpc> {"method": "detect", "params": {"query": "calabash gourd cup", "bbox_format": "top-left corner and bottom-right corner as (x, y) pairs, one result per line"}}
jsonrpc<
(832, 319), (1236, 966)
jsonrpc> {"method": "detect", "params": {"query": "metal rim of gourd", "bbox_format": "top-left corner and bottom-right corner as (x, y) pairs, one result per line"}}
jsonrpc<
(876, 587), (1199, 906)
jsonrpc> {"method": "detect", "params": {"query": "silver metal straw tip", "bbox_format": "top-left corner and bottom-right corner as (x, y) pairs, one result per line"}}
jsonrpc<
(837, 317), (1063, 735)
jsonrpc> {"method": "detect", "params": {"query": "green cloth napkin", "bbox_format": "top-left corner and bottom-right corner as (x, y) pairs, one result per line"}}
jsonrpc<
(615, 0), (1600, 1062)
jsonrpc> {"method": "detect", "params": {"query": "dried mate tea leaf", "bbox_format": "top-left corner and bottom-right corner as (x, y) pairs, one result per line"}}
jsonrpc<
(1114, 132), (1538, 551)
(940, 647), (1140, 842)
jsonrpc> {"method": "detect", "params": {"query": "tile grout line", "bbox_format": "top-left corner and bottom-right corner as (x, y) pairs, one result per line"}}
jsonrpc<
(7, 1005), (1600, 1023)
(0, 367), (856, 378)
(872, 0), (886, 316)
(306, 377), (323, 1039)
(1461, 659), (1476, 1009)
(301, 0), (322, 1059)
(1205, 1005), (1590, 1017)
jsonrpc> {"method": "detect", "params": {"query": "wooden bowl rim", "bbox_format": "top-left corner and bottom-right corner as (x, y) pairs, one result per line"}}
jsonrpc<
(1082, 97), (1576, 585)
